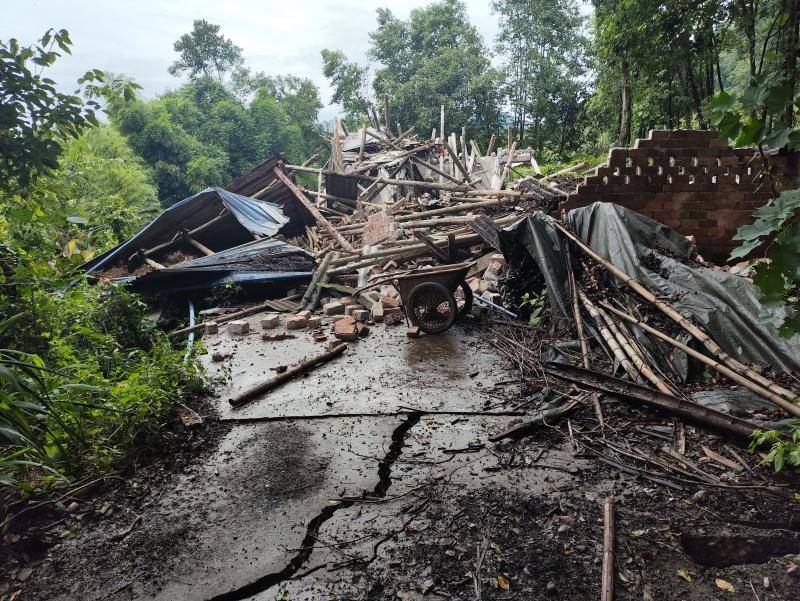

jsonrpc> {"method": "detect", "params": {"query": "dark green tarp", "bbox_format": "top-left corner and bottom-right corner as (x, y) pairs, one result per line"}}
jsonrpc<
(501, 202), (800, 373)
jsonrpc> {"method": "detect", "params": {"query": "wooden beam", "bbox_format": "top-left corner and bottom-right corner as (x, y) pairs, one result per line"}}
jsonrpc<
(185, 236), (214, 257)
(272, 166), (355, 252)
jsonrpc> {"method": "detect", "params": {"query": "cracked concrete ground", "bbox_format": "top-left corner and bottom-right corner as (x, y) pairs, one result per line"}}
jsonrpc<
(26, 312), (571, 601)
(22, 310), (800, 601)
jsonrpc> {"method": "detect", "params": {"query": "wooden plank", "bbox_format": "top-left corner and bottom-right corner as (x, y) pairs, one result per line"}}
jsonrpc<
(273, 166), (354, 252)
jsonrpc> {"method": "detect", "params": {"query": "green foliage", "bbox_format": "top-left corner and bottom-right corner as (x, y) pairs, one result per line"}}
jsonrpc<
(520, 290), (548, 326)
(110, 23), (325, 205)
(321, 49), (372, 127)
(710, 78), (800, 338)
(369, 0), (504, 141)
(729, 189), (800, 337)
(0, 30), (98, 191)
(749, 426), (800, 473)
(0, 284), (207, 491)
(493, 0), (588, 155)
(168, 19), (244, 82)
(710, 82), (800, 149)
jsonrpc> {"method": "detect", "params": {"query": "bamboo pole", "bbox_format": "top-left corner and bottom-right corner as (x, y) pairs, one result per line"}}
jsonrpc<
(567, 256), (604, 428)
(334, 197), (519, 234)
(599, 301), (800, 418)
(285, 164), (469, 193)
(601, 498), (615, 601)
(598, 304), (676, 396)
(273, 166), (354, 252)
(185, 236), (215, 257)
(229, 343), (348, 407)
(299, 250), (334, 310)
(552, 219), (798, 403)
(498, 141), (517, 188)
(310, 252), (336, 310)
(580, 291), (641, 382)
(540, 161), (588, 182)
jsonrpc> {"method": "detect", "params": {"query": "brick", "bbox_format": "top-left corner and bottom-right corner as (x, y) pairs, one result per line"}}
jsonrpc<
(380, 294), (400, 308)
(356, 323), (370, 337)
(260, 315), (280, 329)
(307, 316), (322, 328)
(204, 321), (219, 335)
(296, 310), (312, 320)
(406, 326), (421, 338)
(371, 301), (384, 323)
(228, 320), (249, 335)
(384, 311), (403, 326)
(286, 315), (308, 330)
(323, 301), (345, 315)
(353, 309), (370, 322)
(333, 320), (359, 341)
(340, 296), (360, 307)
(313, 332), (328, 342)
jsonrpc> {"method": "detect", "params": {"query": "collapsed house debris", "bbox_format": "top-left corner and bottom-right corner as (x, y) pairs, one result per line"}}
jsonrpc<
(66, 117), (800, 599)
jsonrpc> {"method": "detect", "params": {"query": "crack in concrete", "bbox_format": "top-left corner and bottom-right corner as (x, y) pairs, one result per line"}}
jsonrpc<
(206, 412), (422, 601)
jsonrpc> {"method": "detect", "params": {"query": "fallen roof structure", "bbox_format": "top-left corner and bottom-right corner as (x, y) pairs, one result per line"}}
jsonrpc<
(84, 187), (291, 279)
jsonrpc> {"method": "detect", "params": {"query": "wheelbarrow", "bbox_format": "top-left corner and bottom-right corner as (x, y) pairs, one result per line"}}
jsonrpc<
(392, 262), (474, 334)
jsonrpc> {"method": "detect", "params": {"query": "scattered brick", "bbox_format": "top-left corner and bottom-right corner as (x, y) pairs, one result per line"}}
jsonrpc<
(323, 301), (345, 315)
(228, 320), (249, 335)
(286, 315), (308, 330)
(262, 332), (296, 341)
(260, 315), (280, 329)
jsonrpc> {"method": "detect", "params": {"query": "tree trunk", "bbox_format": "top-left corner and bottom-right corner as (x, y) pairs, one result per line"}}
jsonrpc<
(783, 0), (800, 125)
(686, 50), (708, 128)
(619, 58), (632, 146)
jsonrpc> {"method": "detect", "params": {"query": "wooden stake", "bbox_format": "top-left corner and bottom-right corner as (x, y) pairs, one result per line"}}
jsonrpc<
(357, 122), (367, 165)
(229, 343), (347, 407)
(273, 166), (354, 252)
(601, 498), (615, 601)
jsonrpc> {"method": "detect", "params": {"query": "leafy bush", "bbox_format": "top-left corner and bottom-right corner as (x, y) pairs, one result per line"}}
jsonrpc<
(749, 427), (800, 473)
(0, 283), (208, 494)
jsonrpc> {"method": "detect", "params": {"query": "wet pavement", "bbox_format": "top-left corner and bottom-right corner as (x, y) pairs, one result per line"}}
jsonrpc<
(22, 310), (800, 601)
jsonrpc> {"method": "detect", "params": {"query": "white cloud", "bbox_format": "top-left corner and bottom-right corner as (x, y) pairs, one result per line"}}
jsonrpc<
(2, 0), (500, 119)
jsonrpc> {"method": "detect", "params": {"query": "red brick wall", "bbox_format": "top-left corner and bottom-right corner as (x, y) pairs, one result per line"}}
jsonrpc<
(562, 130), (799, 263)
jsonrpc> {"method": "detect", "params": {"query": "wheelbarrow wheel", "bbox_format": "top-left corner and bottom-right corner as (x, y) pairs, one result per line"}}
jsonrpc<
(455, 280), (473, 319)
(407, 282), (457, 334)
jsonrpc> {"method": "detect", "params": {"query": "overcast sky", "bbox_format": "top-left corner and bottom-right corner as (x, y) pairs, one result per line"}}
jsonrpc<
(3, 1), (503, 120)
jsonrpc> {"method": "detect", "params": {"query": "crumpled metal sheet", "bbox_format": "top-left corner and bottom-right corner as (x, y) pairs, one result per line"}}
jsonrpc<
(82, 187), (289, 274)
(501, 202), (800, 372)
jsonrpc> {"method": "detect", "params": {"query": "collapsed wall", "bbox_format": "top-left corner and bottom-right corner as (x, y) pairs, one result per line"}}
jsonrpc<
(562, 130), (800, 263)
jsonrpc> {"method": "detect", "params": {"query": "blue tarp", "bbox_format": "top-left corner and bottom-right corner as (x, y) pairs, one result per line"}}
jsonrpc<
(82, 187), (289, 274)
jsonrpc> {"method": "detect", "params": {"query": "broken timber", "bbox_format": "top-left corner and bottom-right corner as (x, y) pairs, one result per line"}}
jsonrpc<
(229, 343), (348, 407)
(542, 362), (759, 440)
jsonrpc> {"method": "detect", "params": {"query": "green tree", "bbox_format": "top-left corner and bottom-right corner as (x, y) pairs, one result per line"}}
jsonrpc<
(493, 0), (588, 154)
(320, 49), (372, 127)
(0, 30), (101, 191)
(368, 0), (504, 140)
(168, 19), (244, 82)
